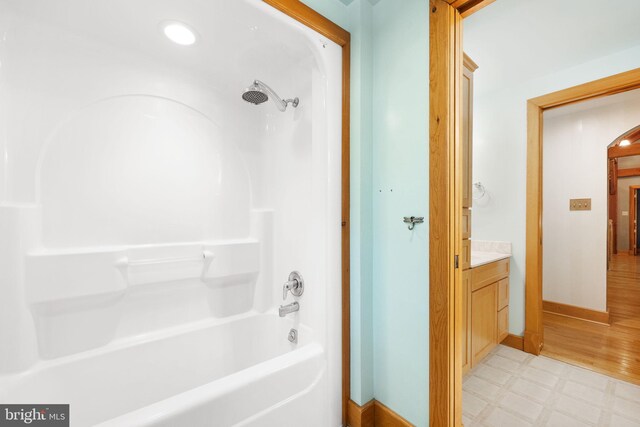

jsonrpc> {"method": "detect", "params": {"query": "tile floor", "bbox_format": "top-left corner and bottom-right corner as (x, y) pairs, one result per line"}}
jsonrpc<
(463, 345), (640, 426)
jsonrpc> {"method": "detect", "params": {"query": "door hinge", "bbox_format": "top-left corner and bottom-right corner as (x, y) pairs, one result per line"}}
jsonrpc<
(454, 255), (459, 269)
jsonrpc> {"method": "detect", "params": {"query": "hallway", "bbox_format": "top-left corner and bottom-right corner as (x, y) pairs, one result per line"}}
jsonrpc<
(542, 254), (640, 385)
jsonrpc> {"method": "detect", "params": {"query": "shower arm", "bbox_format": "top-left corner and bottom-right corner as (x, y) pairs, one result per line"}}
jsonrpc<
(254, 80), (298, 112)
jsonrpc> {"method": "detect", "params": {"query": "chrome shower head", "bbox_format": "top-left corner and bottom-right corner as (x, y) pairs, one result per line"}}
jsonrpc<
(242, 83), (268, 105)
(242, 80), (299, 112)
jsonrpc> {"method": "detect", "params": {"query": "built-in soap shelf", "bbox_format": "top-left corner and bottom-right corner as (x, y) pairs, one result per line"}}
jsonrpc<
(25, 240), (260, 305)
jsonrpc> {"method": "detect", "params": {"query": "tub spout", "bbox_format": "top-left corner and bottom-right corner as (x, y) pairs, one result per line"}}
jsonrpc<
(279, 301), (299, 317)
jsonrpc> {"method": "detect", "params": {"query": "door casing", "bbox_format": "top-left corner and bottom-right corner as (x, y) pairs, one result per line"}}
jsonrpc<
(630, 186), (640, 255)
(429, 1), (495, 426)
(524, 68), (640, 356)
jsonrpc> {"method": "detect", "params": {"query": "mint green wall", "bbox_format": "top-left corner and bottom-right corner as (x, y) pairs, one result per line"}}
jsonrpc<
(371, 1), (429, 425)
(300, 0), (350, 29)
(301, 1), (429, 425)
(346, 0), (375, 405)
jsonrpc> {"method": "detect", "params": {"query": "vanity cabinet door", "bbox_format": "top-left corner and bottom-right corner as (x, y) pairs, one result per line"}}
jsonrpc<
(471, 282), (497, 367)
(498, 307), (509, 342)
(497, 278), (509, 310)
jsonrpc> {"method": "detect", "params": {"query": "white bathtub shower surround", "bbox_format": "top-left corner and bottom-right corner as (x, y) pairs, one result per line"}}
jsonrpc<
(0, 0), (343, 425)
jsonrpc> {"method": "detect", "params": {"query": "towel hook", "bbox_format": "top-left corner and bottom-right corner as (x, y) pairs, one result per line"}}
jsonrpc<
(473, 182), (486, 200)
(403, 216), (424, 230)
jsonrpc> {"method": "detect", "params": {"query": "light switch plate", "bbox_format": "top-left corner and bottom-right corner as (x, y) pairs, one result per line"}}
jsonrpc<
(570, 198), (591, 211)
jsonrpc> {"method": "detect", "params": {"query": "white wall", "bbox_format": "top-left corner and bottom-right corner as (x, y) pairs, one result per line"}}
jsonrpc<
(542, 92), (640, 311)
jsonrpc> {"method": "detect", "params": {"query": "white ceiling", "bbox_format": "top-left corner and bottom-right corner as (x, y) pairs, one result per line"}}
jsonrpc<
(4, 0), (317, 100)
(464, 0), (640, 96)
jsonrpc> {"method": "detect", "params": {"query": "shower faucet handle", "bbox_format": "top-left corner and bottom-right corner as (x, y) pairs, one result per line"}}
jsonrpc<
(282, 271), (304, 300)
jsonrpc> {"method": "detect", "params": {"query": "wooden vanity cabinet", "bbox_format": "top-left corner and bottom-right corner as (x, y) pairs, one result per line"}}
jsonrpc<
(459, 53), (511, 373)
(462, 54), (477, 210)
(460, 53), (478, 376)
(468, 258), (510, 370)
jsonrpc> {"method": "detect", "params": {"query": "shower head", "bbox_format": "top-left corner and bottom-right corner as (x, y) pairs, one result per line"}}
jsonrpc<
(242, 82), (269, 105)
(242, 80), (299, 112)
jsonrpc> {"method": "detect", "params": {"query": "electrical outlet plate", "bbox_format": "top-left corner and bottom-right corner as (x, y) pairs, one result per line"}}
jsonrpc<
(569, 198), (591, 211)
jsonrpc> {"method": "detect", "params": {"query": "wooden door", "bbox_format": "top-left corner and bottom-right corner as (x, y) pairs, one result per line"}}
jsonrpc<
(471, 283), (497, 366)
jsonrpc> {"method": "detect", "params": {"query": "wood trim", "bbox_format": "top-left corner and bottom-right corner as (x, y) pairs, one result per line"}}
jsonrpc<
(609, 159), (618, 194)
(609, 158), (618, 254)
(463, 53), (479, 72)
(430, 0), (495, 424)
(261, 1), (351, 424)
(470, 258), (509, 291)
(375, 401), (414, 427)
(543, 300), (610, 325)
(347, 399), (375, 427)
(530, 68), (640, 110)
(347, 399), (413, 427)
(262, 0), (350, 46)
(431, 0), (495, 425)
(617, 167), (640, 178)
(525, 68), (640, 358)
(341, 39), (352, 427)
(449, 0), (496, 17)
(609, 143), (640, 159)
(612, 125), (640, 147)
(501, 334), (524, 351)
(429, 1), (462, 426)
(525, 100), (544, 355)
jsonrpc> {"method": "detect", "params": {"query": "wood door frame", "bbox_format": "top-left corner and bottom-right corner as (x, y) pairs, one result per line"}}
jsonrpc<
(429, 1), (494, 426)
(630, 185), (640, 255)
(524, 68), (640, 355)
(261, 1), (351, 424)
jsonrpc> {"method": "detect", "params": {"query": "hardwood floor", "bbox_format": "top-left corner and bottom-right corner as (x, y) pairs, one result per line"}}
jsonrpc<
(542, 254), (640, 385)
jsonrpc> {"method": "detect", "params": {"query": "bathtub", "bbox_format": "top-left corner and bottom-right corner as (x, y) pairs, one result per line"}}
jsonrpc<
(0, 0), (343, 424)
(0, 313), (327, 426)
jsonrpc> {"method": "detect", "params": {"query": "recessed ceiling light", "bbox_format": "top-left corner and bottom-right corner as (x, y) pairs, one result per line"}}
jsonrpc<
(620, 139), (631, 147)
(162, 21), (198, 46)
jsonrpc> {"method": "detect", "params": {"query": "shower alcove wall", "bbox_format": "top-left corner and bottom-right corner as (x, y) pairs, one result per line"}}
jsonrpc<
(0, 1), (342, 425)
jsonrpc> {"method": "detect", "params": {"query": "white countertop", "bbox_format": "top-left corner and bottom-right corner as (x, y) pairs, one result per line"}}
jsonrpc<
(469, 240), (512, 268)
(470, 251), (511, 268)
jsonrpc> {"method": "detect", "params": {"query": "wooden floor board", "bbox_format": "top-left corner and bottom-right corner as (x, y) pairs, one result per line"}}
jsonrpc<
(542, 254), (640, 385)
